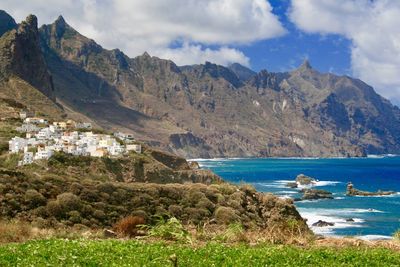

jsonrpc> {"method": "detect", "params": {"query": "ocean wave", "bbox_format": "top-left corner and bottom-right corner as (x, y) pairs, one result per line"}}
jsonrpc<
(299, 207), (384, 214)
(299, 211), (364, 235)
(276, 191), (298, 194)
(357, 235), (393, 241)
(353, 192), (400, 198)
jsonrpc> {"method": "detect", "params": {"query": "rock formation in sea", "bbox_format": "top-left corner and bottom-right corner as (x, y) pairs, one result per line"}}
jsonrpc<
(346, 182), (396, 196)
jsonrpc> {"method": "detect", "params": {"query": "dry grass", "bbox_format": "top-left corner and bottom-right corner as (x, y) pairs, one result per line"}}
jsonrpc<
(113, 216), (145, 237)
(0, 220), (104, 244)
(0, 220), (33, 244)
(314, 237), (400, 251)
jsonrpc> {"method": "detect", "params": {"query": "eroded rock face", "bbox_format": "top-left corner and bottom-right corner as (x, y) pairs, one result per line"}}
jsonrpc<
(0, 10), (17, 37)
(2, 10), (400, 158)
(0, 13), (55, 100)
(346, 182), (396, 196)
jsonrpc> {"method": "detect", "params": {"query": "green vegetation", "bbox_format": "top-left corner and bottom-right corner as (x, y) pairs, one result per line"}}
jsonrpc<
(0, 239), (399, 266)
(394, 230), (400, 241)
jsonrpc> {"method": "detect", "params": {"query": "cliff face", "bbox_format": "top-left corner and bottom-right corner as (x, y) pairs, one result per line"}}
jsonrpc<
(0, 14), (55, 101)
(38, 17), (400, 158)
(2, 10), (400, 158)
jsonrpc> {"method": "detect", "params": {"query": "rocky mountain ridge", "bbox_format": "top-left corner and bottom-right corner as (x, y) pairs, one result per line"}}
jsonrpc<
(1, 11), (400, 158)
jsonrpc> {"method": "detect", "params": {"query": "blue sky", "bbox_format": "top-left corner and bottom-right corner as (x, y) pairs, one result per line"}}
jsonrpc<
(238, 1), (353, 74)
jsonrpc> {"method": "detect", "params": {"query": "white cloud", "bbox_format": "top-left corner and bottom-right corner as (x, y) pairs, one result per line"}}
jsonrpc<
(1, 0), (285, 66)
(289, 0), (400, 104)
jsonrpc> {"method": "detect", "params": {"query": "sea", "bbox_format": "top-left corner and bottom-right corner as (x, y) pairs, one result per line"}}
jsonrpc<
(195, 156), (400, 240)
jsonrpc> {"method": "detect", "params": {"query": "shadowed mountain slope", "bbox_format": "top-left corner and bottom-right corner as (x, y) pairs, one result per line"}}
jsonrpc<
(1, 11), (400, 158)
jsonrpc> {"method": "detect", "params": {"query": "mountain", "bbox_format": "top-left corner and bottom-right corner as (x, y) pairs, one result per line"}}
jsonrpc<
(1, 11), (400, 158)
(0, 13), (65, 120)
(228, 63), (256, 82)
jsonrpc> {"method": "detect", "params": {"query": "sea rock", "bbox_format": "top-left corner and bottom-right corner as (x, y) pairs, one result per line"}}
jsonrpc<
(312, 220), (335, 227)
(286, 182), (298, 188)
(346, 218), (355, 222)
(295, 174), (317, 185)
(346, 182), (396, 196)
(301, 189), (333, 200)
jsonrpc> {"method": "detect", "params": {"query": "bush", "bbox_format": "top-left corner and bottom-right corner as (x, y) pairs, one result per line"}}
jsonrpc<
(214, 206), (240, 225)
(24, 189), (46, 208)
(57, 193), (82, 212)
(148, 217), (191, 243)
(113, 216), (145, 237)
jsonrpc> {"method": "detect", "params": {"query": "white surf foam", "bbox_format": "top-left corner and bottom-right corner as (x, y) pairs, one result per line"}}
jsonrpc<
(357, 235), (393, 241)
(297, 208), (370, 236)
(276, 190), (297, 194)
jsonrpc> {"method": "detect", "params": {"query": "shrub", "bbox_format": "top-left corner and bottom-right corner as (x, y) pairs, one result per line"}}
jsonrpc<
(113, 216), (145, 237)
(57, 193), (82, 212)
(214, 206), (240, 225)
(24, 189), (46, 208)
(46, 200), (63, 218)
(68, 211), (82, 224)
(168, 205), (183, 217)
(214, 223), (246, 243)
(93, 210), (106, 221)
(148, 217), (191, 243)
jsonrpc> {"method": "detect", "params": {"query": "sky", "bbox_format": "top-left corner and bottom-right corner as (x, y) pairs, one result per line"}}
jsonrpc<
(2, 0), (400, 105)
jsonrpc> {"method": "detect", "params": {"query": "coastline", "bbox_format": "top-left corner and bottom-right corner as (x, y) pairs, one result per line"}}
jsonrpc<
(196, 156), (400, 240)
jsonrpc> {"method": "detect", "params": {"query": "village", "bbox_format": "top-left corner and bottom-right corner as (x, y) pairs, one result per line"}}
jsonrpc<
(8, 111), (142, 166)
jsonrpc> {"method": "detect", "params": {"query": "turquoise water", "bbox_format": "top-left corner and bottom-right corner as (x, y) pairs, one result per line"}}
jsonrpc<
(197, 157), (400, 239)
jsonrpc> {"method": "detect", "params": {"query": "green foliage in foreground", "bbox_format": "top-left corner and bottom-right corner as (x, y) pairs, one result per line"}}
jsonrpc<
(1, 239), (399, 267)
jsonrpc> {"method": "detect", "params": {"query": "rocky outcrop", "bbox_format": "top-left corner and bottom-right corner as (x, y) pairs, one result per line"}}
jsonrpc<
(299, 189), (333, 201)
(346, 182), (396, 196)
(312, 220), (334, 227)
(286, 182), (298, 188)
(295, 174), (317, 186)
(0, 13), (55, 100)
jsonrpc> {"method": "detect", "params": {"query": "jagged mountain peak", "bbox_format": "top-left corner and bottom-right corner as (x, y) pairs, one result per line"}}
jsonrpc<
(141, 51), (151, 58)
(0, 10), (17, 36)
(18, 14), (39, 33)
(299, 59), (312, 70)
(55, 15), (66, 25)
(0, 11), (55, 100)
(228, 63), (256, 82)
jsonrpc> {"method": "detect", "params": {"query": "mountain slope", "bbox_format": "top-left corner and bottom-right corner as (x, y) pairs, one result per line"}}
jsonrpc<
(1, 11), (399, 158)
(37, 15), (400, 158)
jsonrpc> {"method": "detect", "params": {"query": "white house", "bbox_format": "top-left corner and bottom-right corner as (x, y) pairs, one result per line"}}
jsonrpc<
(114, 132), (135, 143)
(108, 143), (125, 156)
(126, 144), (142, 154)
(24, 117), (48, 125)
(36, 128), (53, 140)
(34, 148), (54, 160)
(9, 137), (28, 153)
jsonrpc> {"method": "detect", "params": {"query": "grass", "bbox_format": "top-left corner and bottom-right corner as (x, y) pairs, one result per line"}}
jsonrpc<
(0, 239), (399, 266)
